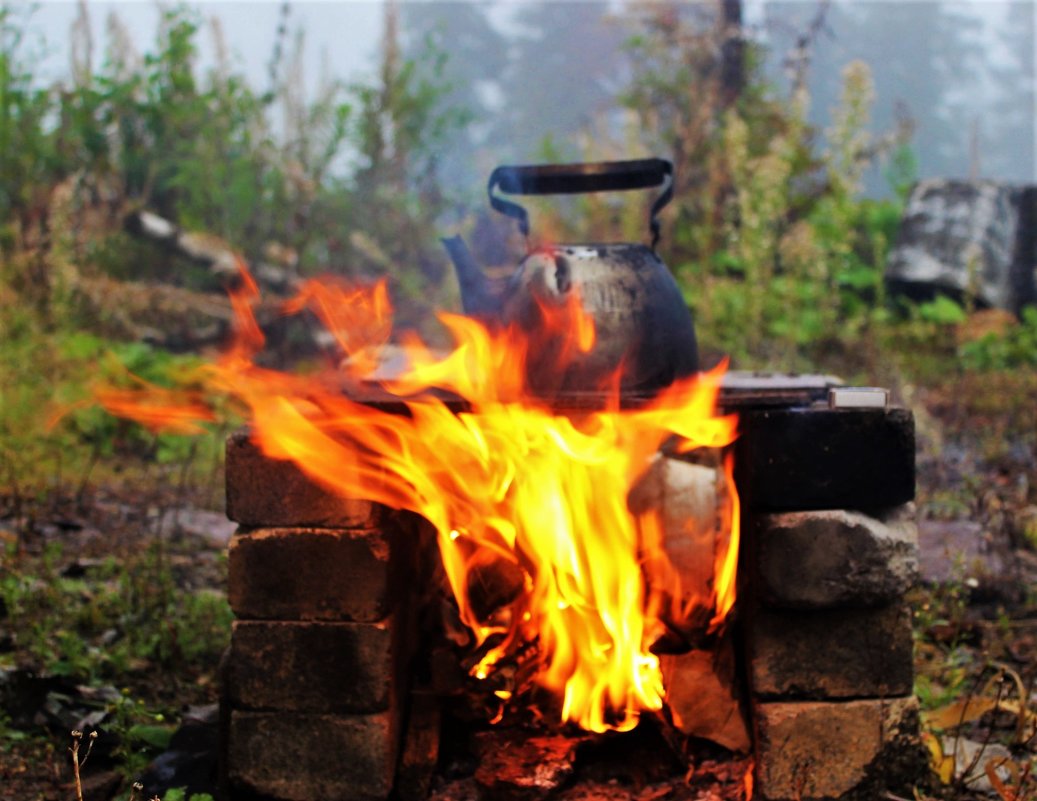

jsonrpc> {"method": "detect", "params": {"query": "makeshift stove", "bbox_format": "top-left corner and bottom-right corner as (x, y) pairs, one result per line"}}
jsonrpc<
(217, 373), (926, 801)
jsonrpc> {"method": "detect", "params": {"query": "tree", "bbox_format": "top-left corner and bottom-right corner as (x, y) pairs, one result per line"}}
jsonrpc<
(763, 0), (988, 193)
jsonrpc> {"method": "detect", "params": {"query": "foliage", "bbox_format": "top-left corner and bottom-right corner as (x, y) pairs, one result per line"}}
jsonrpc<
(959, 308), (1037, 371)
(613, 2), (910, 368)
(0, 539), (231, 682)
(0, 3), (463, 318)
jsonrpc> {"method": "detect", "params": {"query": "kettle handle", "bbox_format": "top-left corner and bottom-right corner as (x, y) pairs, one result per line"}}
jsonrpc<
(488, 159), (674, 248)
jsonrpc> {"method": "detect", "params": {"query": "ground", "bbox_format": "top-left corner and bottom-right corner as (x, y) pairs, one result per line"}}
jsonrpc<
(1, 370), (1035, 801)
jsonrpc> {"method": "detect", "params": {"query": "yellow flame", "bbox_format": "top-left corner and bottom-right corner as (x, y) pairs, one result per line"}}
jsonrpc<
(86, 265), (741, 733)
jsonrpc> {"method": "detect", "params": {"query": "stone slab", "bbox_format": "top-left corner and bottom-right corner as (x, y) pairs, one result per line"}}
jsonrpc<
(660, 640), (751, 753)
(227, 620), (399, 714)
(228, 527), (407, 622)
(755, 506), (918, 609)
(226, 430), (385, 528)
(736, 407), (915, 511)
(753, 696), (927, 801)
(748, 604), (914, 699)
(227, 710), (397, 801)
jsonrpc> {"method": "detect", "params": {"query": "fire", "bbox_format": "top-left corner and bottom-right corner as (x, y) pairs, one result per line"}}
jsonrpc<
(88, 262), (740, 734)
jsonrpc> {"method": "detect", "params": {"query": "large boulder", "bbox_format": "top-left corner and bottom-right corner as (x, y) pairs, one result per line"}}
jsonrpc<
(885, 179), (1036, 313)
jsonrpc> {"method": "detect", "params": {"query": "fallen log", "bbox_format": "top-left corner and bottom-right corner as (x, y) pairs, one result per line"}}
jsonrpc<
(124, 210), (299, 294)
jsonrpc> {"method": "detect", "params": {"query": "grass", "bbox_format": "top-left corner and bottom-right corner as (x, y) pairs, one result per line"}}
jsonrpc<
(0, 482), (231, 799)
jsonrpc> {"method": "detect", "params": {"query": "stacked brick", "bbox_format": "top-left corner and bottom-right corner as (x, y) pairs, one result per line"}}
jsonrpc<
(221, 431), (423, 801)
(736, 407), (930, 801)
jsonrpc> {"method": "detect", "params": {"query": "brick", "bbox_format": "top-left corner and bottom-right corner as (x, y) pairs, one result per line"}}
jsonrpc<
(228, 527), (409, 622)
(227, 710), (397, 801)
(748, 604), (913, 699)
(755, 506), (918, 609)
(227, 620), (403, 713)
(226, 430), (385, 528)
(736, 408), (915, 511)
(753, 696), (927, 801)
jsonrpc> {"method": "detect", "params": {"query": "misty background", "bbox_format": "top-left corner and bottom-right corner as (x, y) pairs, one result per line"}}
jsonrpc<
(20, 0), (1036, 199)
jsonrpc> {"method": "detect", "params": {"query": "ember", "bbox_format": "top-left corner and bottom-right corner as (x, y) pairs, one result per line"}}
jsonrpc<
(92, 260), (740, 734)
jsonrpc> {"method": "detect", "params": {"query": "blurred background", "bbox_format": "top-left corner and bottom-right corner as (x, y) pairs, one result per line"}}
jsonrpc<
(2, 4), (1037, 798)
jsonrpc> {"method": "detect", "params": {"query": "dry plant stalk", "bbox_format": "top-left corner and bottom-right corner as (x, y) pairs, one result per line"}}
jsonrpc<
(68, 730), (97, 801)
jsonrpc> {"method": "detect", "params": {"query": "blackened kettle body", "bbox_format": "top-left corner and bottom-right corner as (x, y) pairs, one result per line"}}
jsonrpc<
(443, 159), (698, 394)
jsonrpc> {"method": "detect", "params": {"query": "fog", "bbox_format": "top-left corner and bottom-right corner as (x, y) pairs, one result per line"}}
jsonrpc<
(21, 0), (1037, 196)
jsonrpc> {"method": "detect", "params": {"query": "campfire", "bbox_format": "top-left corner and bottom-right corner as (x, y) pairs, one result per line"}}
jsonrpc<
(90, 162), (926, 801)
(100, 258), (742, 691)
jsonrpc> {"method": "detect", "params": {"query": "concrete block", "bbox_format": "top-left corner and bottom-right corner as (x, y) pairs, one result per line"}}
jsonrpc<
(228, 527), (408, 622)
(227, 710), (397, 801)
(736, 408), (915, 511)
(755, 506), (918, 609)
(227, 620), (401, 714)
(748, 604), (914, 699)
(226, 430), (385, 528)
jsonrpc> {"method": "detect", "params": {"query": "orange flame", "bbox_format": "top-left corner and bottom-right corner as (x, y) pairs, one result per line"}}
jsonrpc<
(86, 265), (740, 733)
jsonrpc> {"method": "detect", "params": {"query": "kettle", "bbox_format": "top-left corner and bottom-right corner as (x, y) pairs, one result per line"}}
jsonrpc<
(443, 158), (698, 394)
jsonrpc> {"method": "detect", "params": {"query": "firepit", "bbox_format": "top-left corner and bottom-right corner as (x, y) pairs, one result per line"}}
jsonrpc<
(217, 373), (927, 801)
(86, 159), (931, 800)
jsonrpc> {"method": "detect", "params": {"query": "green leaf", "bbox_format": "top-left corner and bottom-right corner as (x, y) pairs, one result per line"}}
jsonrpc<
(127, 723), (175, 750)
(917, 296), (966, 325)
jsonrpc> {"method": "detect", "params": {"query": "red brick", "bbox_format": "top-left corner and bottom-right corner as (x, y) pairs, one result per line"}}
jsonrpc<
(753, 696), (926, 800)
(228, 527), (408, 622)
(227, 710), (398, 801)
(225, 430), (385, 528)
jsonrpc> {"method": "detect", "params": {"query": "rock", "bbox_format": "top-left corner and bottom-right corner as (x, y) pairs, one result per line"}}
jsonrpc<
(628, 456), (718, 640)
(755, 506), (918, 608)
(753, 696), (927, 801)
(139, 705), (219, 798)
(916, 519), (1009, 585)
(885, 179), (1034, 312)
(660, 639), (751, 753)
(161, 507), (237, 546)
(941, 737), (1015, 794)
(748, 604), (914, 699)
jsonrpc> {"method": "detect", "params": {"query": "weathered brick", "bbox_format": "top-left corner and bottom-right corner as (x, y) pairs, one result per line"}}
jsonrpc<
(227, 710), (398, 801)
(753, 696), (927, 801)
(736, 408), (915, 511)
(228, 527), (408, 622)
(755, 506), (918, 609)
(226, 430), (385, 528)
(227, 620), (403, 713)
(748, 604), (914, 699)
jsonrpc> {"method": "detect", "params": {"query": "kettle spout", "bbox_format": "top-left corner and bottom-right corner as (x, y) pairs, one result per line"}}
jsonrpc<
(442, 235), (504, 318)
